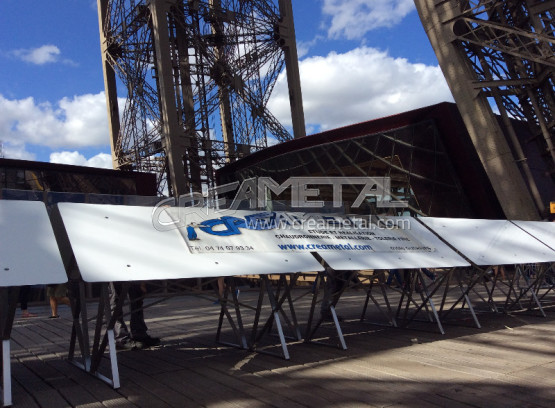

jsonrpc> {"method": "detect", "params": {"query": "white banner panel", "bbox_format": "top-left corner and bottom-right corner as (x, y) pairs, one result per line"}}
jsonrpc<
(0, 200), (67, 286)
(57, 203), (324, 282)
(511, 220), (555, 251)
(315, 216), (470, 270)
(155, 208), (468, 270)
(420, 217), (555, 266)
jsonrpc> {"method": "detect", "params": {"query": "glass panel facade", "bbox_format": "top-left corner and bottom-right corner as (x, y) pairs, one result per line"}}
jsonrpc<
(221, 120), (475, 218)
(0, 158), (157, 196)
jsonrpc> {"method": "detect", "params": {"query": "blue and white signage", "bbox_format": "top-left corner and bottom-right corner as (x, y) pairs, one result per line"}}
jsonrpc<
(155, 207), (435, 255)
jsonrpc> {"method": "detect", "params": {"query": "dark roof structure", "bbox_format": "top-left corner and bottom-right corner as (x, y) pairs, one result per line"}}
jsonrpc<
(0, 158), (157, 198)
(218, 102), (515, 219)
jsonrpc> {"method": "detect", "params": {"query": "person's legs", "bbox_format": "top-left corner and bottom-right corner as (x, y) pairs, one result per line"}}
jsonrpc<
(108, 282), (132, 347)
(46, 285), (59, 318)
(49, 296), (58, 318)
(49, 285), (70, 318)
(58, 295), (71, 307)
(19, 285), (36, 317)
(128, 284), (148, 339)
(493, 265), (506, 280)
(19, 285), (29, 311)
(387, 269), (402, 286)
(129, 283), (160, 347)
(213, 277), (226, 304)
(386, 271), (393, 285)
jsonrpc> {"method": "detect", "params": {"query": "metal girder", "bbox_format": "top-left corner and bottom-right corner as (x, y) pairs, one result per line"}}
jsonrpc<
(415, 0), (555, 220)
(97, 0), (305, 195)
(453, 17), (555, 68)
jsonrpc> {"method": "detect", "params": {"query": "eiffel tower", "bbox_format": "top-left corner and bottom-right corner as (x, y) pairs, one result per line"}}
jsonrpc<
(415, 0), (555, 220)
(97, 0), (305, 196)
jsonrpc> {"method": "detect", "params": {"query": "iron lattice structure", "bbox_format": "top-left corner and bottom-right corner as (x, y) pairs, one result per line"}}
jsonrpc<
(415, 0), (555, 220)
(97, 0), (304, 196)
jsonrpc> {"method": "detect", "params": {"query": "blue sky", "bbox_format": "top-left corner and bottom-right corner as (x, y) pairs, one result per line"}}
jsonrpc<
(0, 0), (453, 168)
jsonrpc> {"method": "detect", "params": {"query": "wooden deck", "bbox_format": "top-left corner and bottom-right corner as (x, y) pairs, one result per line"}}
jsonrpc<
(7, 285), (555, 407)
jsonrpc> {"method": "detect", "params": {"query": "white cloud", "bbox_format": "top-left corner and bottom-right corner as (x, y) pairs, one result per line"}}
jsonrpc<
(268, 47), (453, 133)
(0, 92), (110, 150)
(296, 35), (325, 59)
(322, 0), (415, 40)
(0, 141), (35, 161)
(12, 45), (61, 65)
(9, 44), (78, 66)
(1, 47), (452, 165)
(49, 151), (113, 169)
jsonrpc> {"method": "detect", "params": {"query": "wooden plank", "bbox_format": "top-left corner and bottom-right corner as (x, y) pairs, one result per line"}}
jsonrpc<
(9, 380), (41, 408)
(11, 361), (71, 408)
(46, 357), (130, 406)
(6, 288), (555, 408)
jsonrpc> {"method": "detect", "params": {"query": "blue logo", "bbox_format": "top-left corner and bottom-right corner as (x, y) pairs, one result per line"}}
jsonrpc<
(197, 212), (277, 236)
